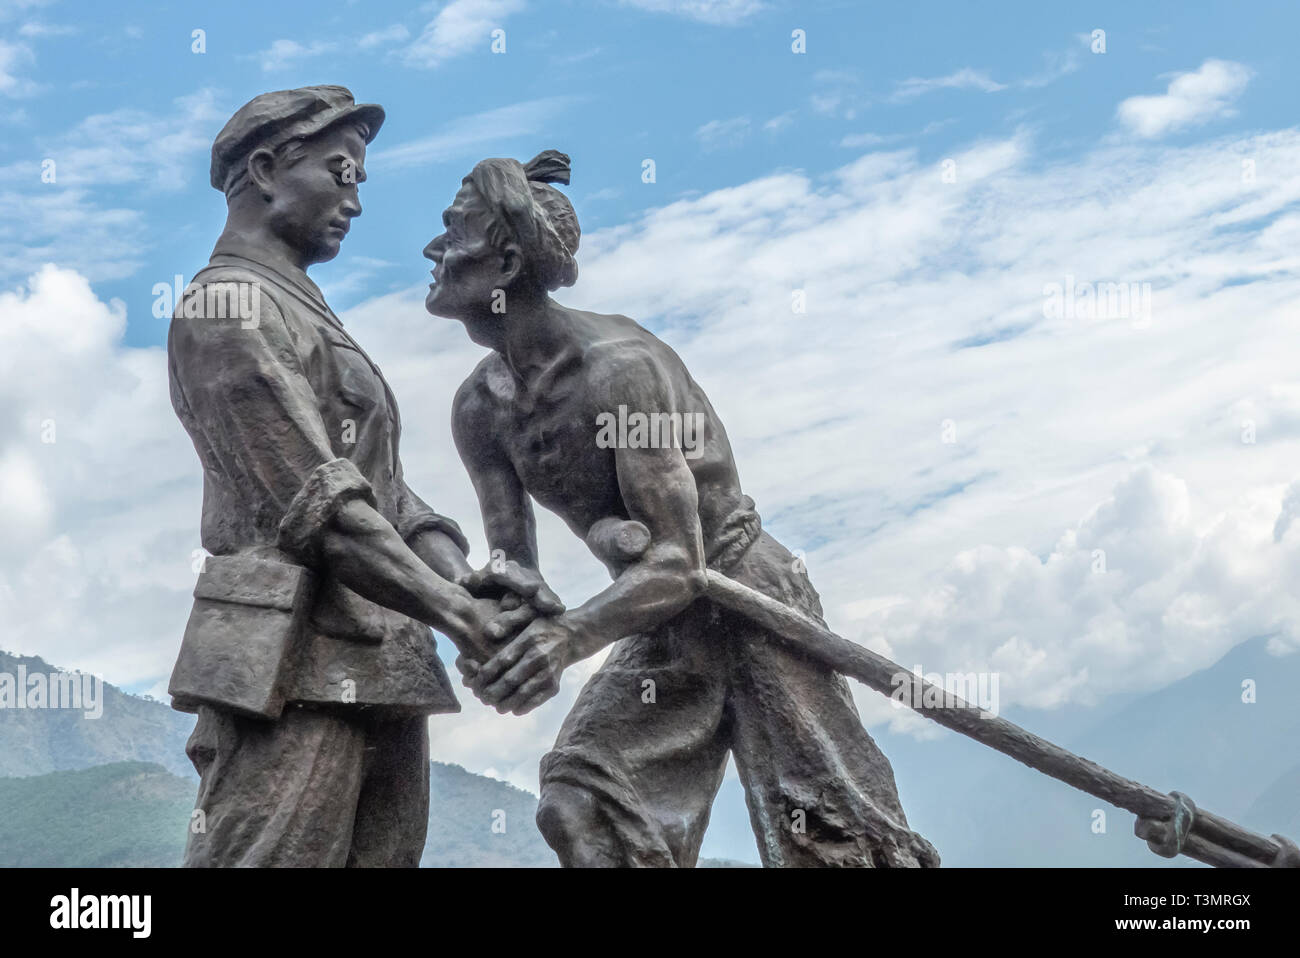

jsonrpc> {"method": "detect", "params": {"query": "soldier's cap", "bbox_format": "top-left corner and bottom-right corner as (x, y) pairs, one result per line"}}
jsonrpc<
(210, 85), (385, 193)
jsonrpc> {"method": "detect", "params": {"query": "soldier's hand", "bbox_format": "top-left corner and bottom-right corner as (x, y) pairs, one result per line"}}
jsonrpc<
(459, 594), (544, 664)
(461, 597), (516, 660)
(454, 653), (482, 689)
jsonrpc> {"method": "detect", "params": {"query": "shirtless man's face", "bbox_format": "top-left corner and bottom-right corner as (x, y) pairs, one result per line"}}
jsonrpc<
(423, 182), (517, 331)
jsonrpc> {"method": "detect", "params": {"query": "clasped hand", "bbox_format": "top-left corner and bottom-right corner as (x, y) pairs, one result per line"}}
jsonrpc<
(456, 557), (574, 716)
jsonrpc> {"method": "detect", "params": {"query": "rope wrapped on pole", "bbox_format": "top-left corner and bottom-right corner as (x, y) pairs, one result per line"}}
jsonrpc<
(703, 568), (1300, 869)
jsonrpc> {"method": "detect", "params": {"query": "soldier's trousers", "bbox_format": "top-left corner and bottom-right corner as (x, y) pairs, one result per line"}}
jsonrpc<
(536, 531), (940, 868)
(181, 703), (429, 867)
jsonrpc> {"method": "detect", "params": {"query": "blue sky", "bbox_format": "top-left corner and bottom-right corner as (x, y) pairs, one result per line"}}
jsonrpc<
(4, 0), (1300, 863)
(3, 0), (1296, 345)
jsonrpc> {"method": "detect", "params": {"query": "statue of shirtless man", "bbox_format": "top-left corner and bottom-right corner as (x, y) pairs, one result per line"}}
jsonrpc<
(425, 151), (939, 868)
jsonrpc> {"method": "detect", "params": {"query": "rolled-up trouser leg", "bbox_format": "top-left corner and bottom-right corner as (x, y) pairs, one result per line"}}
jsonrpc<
(726, 627), (940, 867)
(722, 532), (940, 868)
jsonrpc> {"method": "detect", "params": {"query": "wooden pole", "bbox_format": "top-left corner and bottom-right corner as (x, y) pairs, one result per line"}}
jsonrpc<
(704, 569), (1294, 868)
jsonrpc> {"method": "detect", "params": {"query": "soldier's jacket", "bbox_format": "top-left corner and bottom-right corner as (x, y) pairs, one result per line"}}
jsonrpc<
(167, 239), (463, 716)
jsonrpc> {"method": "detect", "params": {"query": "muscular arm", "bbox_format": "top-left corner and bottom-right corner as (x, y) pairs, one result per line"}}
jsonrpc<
(559, 347), (707, 660)
(442, 368), (564, 656)
(472, 344), (708, 713)
(452, 366), (541, 569)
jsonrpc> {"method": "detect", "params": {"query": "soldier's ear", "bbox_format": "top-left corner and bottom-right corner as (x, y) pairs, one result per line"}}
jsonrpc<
(247, 147), (277, 202)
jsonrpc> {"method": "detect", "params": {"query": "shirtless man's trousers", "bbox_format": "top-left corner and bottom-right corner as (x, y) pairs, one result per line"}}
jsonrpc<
(536, 530), (940, 868)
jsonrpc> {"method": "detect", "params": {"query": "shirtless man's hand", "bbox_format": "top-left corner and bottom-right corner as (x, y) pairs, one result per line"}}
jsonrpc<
(458, 612), (590, 714)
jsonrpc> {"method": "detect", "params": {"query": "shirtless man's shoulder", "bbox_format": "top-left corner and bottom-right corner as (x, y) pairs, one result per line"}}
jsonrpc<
(572, 311), (692, 410)
(454, 310), (688, 417)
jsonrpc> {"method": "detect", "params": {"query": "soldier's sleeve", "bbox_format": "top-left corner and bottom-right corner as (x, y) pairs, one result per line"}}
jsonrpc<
(167, 283), (376, 567)
(392, 460), (471, 556)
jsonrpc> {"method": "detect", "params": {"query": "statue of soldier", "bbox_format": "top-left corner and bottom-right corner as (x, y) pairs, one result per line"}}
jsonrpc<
(166, 87), (554, 867)
(428, 151), (940, 868)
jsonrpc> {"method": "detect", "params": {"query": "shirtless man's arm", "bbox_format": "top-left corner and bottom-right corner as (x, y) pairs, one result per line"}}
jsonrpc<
(470, 345), (708, 715)
(451, 368), (565, 667)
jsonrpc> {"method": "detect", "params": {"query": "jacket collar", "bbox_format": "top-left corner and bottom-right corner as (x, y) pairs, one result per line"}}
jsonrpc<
(208, 235), (336, 321)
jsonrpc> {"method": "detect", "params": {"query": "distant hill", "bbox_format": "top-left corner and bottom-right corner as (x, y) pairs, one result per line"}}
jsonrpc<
(424, 761), (556, 867)
(0, 650), (194, 779)
(878, 634), (1300, 866)
(0, 651), (570, 866)
(0, 759), (559, 867)
(1241, 762), (1300, 840)
(0, 762), (193, 867)
(9, 640), (1294, 868)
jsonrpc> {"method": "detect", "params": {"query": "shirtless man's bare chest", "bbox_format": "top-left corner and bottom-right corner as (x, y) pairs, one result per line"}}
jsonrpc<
(475, 350), (625, 538)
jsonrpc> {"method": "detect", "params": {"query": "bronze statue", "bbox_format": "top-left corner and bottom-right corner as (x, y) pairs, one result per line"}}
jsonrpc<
(165, 87), (547, 867)
(162, 95), (1297, 869)
(428, 151), (939, 867)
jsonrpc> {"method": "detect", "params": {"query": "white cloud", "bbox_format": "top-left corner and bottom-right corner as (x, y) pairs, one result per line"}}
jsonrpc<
(695, 115), (750, 151)
(618, 0), (765, 24)
(40, 88), (223, 190)
(403, 0), (524, 68)
(763, 111), (794, 133)
(0, 38), (37, 97)
(0, 89), (224, 284)
(840, 120), (950, 150)
(359, 24), (410, 50)
(0, 265), (196, 684)
(839, 131), (901, 149)
(1020, 37), (1087, 89)
(892, 67), (1007, 101)
(369, 95), (579, 170)
(1117, 59), (1252, 139)
(251, 38), (339, 72)
(809, 68), (863, 119)
(246, 25), (411, 71)
(0, 0), (52, 20)
(0, 448), (53, 543)
(1274, 476), (1300, 542)
(862, 467), (1300, 736)
(887, 36), (1086, 105)
(11, 113), (1300, 783)
(16, 19), (74, 37)
(0, 186), (146, 283)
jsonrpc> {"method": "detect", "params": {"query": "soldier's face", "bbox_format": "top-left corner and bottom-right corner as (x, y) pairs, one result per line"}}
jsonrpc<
(265, 124), (367, 267)
(423, 182), (512, 325)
